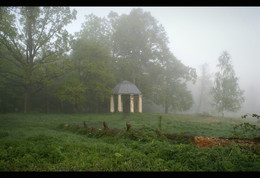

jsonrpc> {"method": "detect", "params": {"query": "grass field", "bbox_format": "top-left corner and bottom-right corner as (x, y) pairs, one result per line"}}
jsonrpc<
(0, 113), (259, 171)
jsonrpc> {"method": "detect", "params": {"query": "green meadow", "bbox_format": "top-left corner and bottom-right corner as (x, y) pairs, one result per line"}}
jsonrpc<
(0, 113), (259, 171)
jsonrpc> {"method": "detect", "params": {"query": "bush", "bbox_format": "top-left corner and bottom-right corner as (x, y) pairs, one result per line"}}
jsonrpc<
(232, 113), (260, 139)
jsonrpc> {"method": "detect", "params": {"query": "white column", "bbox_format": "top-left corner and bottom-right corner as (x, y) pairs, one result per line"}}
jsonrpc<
(130, 94), (134, 113)
(138, 94), (142, 113)
(118, 94), (123, 112)
(110, 95), (114, 112)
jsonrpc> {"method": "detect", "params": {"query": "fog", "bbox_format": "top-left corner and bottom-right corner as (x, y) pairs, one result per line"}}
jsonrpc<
(66, 6), (260, 116)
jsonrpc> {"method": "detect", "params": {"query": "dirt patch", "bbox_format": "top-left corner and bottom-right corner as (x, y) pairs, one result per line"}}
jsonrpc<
(194, 136), (260, 149)
(195, 136), (227, 149)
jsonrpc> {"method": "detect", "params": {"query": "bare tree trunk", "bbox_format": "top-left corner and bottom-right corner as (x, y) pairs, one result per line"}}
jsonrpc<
(24, 87), (31, 114)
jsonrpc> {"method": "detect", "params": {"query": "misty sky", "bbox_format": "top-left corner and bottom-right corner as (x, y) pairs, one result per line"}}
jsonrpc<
(65, 6), (260, 114)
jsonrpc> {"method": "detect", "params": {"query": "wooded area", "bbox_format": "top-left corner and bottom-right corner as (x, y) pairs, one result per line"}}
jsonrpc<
(0, 7), (197, 114)
(0, 7), (244, 115)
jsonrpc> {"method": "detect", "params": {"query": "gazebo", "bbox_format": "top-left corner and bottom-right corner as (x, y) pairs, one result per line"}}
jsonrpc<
(110, 80), (142, 113)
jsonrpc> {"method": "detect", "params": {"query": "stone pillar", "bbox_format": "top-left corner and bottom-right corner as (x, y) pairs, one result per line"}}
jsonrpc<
(138, 94), (142, 113)
(130, 94), (134, 113)
(118, 94), (123, 112)
(110, 95), (114, 112)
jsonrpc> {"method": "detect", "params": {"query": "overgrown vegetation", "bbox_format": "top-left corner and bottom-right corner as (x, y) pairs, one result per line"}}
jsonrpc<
(232, 113), (260, 139)
(0, 113), (259, 171)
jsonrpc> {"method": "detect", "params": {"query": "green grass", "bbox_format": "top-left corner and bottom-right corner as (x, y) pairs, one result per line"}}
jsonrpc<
(0, 113), (259, 171)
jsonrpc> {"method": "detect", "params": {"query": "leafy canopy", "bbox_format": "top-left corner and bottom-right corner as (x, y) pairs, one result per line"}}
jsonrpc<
(211, 51), (245, 116)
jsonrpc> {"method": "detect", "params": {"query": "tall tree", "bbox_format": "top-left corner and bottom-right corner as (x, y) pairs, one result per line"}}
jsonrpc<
(71, 38), (115, 113)
(108, 8), (170, 98)
(153, 52), (197, 113)
(77, 14), (111, 49)
(54, 71), (88, 113)
(211, 51), (245, 117)
(196, 63), (213, 113)
(55, 14), (115, 113)
(0, 7), (76, 113)
(107, 8), (197, 113)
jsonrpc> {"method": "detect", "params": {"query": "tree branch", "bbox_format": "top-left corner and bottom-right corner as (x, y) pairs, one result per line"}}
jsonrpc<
(0, 73), (24, 87)
(0, 35), (25, 67)
(33, 8), (50, 57)
(0, 70), (23, 79)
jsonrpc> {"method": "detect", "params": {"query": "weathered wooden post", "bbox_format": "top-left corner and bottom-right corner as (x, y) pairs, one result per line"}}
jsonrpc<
(83, 121), (89, 129)
(126, 122), (131, 131)
(103, 121), (109, 130)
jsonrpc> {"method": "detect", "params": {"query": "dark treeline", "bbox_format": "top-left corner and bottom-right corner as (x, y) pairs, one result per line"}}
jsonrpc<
(0, 7), (197, 114)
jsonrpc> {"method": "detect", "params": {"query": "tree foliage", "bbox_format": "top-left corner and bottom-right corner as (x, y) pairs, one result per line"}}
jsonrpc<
(107, 8), (196, 113)
(54, 14), (115, 113)
(211, 51), (245, 117)
(0, 7), (76, 113)
(109, 9), (169, 84)
(0, 7), (196, 113)
(153, 52), (196, 113)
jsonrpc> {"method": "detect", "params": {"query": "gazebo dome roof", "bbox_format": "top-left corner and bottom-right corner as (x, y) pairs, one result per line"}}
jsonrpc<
(113, 80), (141, 95)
